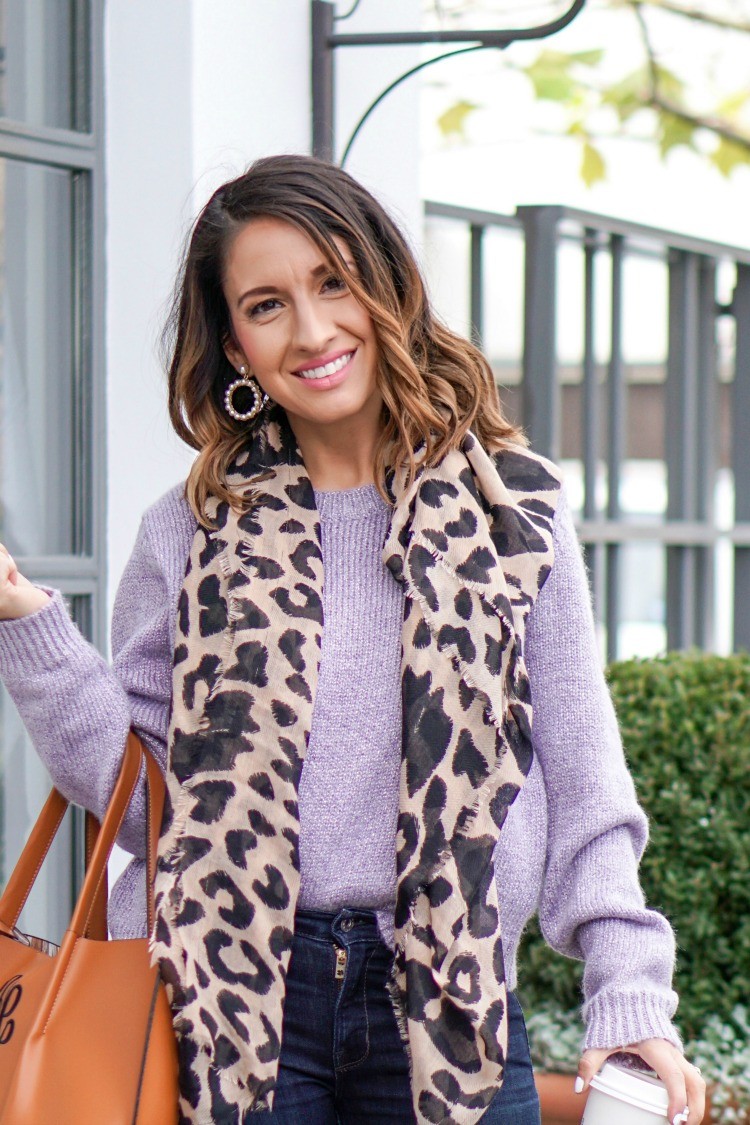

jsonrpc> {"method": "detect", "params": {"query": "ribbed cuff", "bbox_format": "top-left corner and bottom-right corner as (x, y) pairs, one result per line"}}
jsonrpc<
(0, 588), (92, 676)
(583, 990), (683, 1052)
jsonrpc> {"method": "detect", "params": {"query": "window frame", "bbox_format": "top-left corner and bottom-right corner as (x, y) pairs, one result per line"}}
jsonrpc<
(0, 0), (105, 921)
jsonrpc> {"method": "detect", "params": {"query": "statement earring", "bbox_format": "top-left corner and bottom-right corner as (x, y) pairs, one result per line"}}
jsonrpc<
(224, 365), (269, 422)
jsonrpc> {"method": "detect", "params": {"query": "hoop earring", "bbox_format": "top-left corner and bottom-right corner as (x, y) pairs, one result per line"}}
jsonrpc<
(224, 366), (269, 422)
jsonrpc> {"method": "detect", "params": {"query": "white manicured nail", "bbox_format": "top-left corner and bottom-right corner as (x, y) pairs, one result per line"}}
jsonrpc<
(672, 1113), (689, 1125)
(574, 1076), (584, 1094)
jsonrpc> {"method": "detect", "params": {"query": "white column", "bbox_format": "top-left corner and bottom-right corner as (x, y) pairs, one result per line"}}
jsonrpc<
(104, 0), (196, 616)
(105, 0), (423, 619)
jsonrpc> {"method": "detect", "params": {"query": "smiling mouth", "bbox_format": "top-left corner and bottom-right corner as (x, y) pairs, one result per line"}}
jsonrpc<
(294, 350), (355, 380)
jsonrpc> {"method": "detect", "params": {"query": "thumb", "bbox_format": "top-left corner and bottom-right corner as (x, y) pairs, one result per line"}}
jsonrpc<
(576, 1048), (612, 1093)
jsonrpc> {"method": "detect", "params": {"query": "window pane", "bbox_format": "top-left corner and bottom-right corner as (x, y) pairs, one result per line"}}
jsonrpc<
(0, 0), (82, 131)
(0, 159), (79, 556)
(0, 684), (72, 946)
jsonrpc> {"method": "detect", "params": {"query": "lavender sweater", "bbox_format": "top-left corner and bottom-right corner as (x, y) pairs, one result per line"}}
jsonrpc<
(0, 481), (680, 1052)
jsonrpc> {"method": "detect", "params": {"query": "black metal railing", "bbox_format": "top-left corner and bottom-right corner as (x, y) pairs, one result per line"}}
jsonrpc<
(425, 200), (750, 660)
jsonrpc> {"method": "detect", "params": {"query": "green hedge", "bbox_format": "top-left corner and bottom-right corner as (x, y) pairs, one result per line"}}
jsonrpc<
(516, 651), (750, 1040)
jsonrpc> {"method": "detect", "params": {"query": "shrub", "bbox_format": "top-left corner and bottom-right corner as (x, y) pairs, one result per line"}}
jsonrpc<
(517, 651), (750, 1042)
(690, 1005), (750, 1124)
(523, 1004), (582, 1074)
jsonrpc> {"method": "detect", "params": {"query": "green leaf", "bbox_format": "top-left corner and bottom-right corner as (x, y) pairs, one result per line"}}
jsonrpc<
(657, 111), (696, 157)
(653, 64), (685, 104)
(717, 89), (750, 121)
(601, 67), (650, 123)
(567, 48), (605, 67)
(566, 118), (587, 138)
(522, 51), (580, 104)
(521, 50), (602, 107)
(711, 136), (750, 177)
(580, 141), (606, 187)
(436, 99), (479, 141)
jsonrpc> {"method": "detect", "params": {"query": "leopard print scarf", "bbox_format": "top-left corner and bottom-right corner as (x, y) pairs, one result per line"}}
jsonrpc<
(151, 413), (562, 1125)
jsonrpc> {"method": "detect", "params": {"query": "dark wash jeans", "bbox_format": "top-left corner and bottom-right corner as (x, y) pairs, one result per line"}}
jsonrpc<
(246, 907), (541, 1125)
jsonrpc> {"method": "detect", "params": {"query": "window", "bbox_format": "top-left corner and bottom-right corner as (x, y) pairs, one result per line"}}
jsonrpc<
(0, 0), (103, 943)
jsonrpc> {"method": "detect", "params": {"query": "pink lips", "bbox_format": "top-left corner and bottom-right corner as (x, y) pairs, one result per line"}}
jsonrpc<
(292, 349), (357, 391)
(293, 348), (354, 376)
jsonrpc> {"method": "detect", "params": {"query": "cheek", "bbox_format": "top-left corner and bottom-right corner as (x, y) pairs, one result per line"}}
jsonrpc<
(352, 306), (376, 347)
(231, 321), (279, 371)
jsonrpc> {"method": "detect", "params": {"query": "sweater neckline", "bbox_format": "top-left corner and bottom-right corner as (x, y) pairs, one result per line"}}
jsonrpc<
(313, 482), (389, 521)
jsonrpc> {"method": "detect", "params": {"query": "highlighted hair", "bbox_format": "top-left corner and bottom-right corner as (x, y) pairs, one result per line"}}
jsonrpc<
(163, 154), (525, 523)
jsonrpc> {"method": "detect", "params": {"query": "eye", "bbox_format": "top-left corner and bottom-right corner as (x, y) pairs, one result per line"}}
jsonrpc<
(322, 274), (348, 294)
(247, 297), (282, 319)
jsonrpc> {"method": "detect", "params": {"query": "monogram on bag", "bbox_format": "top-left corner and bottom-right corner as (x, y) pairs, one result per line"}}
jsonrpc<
(0, 975), (22, 1045)
(0, 733), (179, 1125)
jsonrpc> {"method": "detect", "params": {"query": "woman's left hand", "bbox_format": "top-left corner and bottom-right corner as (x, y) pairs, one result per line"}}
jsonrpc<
(576, 1039), (706, 1125)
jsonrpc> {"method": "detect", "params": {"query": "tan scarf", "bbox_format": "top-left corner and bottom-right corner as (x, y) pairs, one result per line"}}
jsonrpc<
(151, 412), (562, 1124)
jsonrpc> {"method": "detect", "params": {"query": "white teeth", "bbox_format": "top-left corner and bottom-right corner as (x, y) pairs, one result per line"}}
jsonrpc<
(297, 351), (353, 380)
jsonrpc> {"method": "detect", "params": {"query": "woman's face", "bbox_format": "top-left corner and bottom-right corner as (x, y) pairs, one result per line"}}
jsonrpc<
(222, 216), (381, 438)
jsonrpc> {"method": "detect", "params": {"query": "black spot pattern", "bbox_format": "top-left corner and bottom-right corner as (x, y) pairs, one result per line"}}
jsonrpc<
(251, 864), (290, 911)
(288, 538), (322, 579)
(235, 547), (284, 580)
(453, 589), (473, 621)
(225, 829), (257, 869)
(271, 584), (324, 623)
(200, 871), (255, 929)
(403, 668), (453, 796)
(278, 629), (306, 671)
(197, 575), (228, 636)
(231, 599), (270, 630)
(189, 780), (236, 825)
(222, 643), (269, 684)
(183, 654), (222, 710)
(452, 729), (490, 789)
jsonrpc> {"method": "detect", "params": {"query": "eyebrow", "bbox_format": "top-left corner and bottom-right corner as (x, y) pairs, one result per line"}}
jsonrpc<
(236, 259), (357, 307)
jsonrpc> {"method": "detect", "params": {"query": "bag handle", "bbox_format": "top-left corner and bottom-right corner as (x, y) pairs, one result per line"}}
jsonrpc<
(71, 732), (164, 937)
(85, 809), (108, 940)
(0, 732), (164, 940)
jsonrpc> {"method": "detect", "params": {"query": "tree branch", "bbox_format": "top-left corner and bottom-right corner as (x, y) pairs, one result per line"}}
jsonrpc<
(640, 0), (750, 33)
(626, 0), (750, 151)
(651, 94), (750, 149)
(629, 0), (660, 99)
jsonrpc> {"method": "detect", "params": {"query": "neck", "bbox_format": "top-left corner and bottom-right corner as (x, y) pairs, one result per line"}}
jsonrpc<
(284, 407), (383, 491)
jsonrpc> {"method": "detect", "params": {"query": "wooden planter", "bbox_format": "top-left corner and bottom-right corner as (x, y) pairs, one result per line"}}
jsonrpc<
(535, 1072), (588, 1124)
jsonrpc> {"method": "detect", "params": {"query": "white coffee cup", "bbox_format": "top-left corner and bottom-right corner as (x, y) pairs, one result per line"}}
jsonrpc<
(582, 1060), (669, 1124)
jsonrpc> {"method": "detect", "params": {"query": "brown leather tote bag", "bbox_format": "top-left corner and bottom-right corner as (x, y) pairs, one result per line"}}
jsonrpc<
(0, 732), (179, 1124)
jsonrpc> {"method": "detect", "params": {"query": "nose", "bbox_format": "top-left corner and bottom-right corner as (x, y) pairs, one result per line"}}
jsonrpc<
(293, 294), (336, 355)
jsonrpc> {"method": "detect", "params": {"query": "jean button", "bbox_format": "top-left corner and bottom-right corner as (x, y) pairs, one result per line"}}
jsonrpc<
(341, 917), (354, 932)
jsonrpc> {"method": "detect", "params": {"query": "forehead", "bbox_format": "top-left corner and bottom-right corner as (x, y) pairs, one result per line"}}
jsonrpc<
(223, 216), (346, 289)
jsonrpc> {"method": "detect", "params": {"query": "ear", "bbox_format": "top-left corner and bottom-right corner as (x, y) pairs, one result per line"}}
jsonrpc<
(222, 327), (247, 374)
(223, 341), (246, 374)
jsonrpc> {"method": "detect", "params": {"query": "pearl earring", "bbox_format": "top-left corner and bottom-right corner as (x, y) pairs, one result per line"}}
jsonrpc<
(224, 366), (269, 422)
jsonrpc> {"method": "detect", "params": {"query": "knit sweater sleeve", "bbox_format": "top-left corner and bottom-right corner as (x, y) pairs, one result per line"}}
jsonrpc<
(0, 497), (185, 858)
(524, 487), (681, 1051)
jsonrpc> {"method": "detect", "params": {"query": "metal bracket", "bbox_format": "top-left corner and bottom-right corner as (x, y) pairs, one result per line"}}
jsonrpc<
(311, 0), (586, 164)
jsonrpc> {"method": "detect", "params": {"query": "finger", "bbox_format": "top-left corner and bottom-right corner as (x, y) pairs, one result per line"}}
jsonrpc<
(632, 1041), (688, 1124)
(681, 1058), (706, 1123)
(577, 1048), (613, 1092)
(0, 547), (18, 586)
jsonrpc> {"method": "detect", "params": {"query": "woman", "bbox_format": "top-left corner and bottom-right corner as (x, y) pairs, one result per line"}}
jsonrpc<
(0, 155), (704, 1125)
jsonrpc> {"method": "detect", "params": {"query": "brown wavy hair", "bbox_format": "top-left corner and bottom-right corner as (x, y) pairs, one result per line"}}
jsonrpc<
(164, 153), (525, 523)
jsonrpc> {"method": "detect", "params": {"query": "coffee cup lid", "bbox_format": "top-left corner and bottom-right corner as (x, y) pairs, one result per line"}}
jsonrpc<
(589, 1061), (669, 1117)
